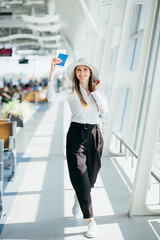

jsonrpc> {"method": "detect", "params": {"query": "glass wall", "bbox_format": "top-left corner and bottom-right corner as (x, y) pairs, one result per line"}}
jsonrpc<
(106, 26), (122, 104)
(134, 7), (160, 153)
(125, 4), (147, 71)
(113, 87), (133, 139)
(108, 26), (121, 74)
(113, 4), (147, 140)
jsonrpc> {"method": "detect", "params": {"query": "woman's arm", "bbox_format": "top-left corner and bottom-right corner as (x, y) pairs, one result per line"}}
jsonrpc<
(48, 57), (62, 83)
(2, 92), (11, 99)
(47, 57), (70, 102)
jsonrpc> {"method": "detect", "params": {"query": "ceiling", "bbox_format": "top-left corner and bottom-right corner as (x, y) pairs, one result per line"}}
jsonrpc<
(0, 0), (111, 58)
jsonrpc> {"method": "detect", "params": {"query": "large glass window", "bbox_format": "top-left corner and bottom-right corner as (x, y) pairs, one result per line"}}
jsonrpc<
(113, 87), (133, 139)
(134, 8), (160, 153)
(125, 4), (147, 71)
(108, 26), (121, 74)
(106, 26), (122, 104)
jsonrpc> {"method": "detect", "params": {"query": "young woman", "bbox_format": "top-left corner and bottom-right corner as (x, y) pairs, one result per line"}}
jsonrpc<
(47, 57), (108, 238)
(1, 85), (12, 105)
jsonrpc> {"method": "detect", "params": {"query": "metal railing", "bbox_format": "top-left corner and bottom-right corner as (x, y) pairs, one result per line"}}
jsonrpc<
(113, 131), (138, 168)
(112, 131), (160, 203)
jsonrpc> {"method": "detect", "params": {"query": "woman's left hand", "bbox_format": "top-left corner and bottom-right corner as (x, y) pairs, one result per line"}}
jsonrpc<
(93, 80), (100, 91)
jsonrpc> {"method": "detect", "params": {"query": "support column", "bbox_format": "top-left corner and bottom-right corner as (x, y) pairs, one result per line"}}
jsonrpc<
(129, 37), (160, 216)
(46, 0), (55, 15)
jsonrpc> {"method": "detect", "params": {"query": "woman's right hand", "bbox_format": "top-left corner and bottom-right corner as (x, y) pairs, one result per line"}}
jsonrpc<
(50, 57), (62, 73)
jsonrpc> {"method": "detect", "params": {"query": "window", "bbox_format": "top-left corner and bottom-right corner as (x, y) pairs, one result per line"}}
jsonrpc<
(134, 7), (160, 153)
(125, 4), (147, 71)
(113, 87), (133, 139)
(108, 26), (121, 74)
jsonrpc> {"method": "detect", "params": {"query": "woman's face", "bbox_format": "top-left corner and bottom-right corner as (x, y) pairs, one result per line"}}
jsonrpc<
(75, 65), (91, 84)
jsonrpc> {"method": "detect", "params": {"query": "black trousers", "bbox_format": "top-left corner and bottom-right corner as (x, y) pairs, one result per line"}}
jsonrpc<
(66, 122), (104, 219)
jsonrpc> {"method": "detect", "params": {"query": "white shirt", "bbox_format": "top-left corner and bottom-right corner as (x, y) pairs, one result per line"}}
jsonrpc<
(47, 81), (108, 124)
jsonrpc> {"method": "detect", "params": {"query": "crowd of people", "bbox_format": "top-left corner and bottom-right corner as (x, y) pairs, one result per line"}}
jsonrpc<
(0, 77), (49, 105)
(0, 74), (68, 106)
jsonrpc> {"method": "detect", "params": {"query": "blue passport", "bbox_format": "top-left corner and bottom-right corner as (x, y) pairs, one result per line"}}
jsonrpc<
(57, 53), (69, 66)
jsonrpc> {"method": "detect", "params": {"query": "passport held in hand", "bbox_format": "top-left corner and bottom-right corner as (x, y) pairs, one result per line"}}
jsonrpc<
(57, 53), (69, 66)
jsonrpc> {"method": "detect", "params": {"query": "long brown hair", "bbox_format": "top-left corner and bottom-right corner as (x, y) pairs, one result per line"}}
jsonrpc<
(72, 67), (94, 107)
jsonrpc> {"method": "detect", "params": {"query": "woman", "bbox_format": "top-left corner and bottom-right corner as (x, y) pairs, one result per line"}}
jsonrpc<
(47, 57), (108, 238)
(1, 85), (12, 105)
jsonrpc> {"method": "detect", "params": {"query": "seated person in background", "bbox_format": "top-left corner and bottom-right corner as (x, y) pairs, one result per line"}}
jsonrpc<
(1, 85), (12, 105)
(23, 83), (32, 92)
(12, 85), (20, 100)
(33, 83), (42, 91)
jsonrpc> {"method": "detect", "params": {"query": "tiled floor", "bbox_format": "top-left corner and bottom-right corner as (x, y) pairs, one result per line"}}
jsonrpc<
(0, 102), (159, 240)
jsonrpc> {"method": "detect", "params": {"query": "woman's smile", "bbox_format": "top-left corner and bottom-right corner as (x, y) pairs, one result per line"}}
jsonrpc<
(75, 65), (91, 82)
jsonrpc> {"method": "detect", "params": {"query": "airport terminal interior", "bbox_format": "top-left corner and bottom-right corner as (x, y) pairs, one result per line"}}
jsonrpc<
(0, 0), (160, 239)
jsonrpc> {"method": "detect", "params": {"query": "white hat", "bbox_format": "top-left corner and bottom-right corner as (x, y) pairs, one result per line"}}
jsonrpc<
(66, 58), (99, 81)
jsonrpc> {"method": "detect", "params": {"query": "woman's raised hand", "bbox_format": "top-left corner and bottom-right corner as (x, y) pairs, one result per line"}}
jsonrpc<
(49, 57), (62, 82)
(50, 57), (62, 73)
(93, 80), (101, 91)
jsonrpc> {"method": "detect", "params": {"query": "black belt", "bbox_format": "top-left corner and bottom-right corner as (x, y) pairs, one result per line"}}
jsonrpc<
(71, 122), (98, 129)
